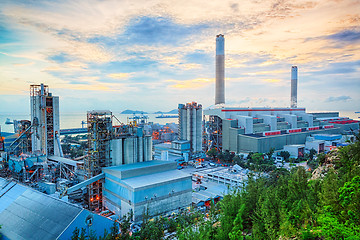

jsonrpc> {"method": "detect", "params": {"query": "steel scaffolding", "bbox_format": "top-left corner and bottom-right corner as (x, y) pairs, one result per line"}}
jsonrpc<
(30, 84), (49, 155)
(85, 110), (112, 211)
(46, 97), (54, 156)
(209, 115), (222, 152)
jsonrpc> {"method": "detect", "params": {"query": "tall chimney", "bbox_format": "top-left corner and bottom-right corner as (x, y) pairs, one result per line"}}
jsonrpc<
(215, 34), (225, 105)
(291, 66), (298, 108)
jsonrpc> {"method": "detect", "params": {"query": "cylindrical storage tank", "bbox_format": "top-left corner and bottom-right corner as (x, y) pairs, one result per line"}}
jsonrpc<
(143, 136), (149, 161)
(196, 108), (203, 152)
(181, 108), (187, 140)
(144, 135), (152, 161)
(110, 139), (123, 166)
(124, 137), (134, 164)
(186, 108), (191, 141)
(191, 108), (196, 152)
(133, 137), (138, 164)
(137, 137), (143, 162)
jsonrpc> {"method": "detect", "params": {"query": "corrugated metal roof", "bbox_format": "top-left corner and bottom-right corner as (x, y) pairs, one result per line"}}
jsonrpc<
(0, 177), (114, 240)
(121, 170), (190, 189)
(104, 160), (171, 172)
(0, 178), (82, 240)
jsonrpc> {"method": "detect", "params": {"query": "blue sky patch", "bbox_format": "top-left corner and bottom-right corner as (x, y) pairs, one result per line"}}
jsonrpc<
(327, 29), (360, 42)
(48, 52), (72, 63)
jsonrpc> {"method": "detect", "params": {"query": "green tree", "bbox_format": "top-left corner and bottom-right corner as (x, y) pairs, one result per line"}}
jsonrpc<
(228, 204), (245, 240)
(339, 176), (360, 225)
(309, 149), (317, 160)
(266, 147), (275, 162)
(207, 148), (218, 161)
(279, 151), (290, 162)
(71, 227), (86, 240)
(216, 189), (244, 239)
(253, 190), (281, 239)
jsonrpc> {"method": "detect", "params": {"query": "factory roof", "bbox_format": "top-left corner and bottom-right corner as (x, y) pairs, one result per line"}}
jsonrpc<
(172, 140), (190, 144)
(192, 181), (229, 204)
(284, 144), (305, 148)
(103, 160), (177, 180)
(154, 142), (172, 150)
(106, 160), (170, 171)
(221, 107), (306, 112)
(121, 169), (191, 190)
(0, 178), (114, 240)
(204, 107), (306, 113)
(87, 110), (112, 114)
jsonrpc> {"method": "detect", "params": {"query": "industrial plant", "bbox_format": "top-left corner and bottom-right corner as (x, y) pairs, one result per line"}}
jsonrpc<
(203, 35), (358, 155)
(0, 34), (359, 239)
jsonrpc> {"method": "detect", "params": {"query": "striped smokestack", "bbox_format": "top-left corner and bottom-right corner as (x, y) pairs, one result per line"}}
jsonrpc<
(215, 34), (225, 105)
(291, 66), (298, 108)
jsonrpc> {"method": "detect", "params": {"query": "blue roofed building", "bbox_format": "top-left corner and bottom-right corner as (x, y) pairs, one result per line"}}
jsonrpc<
(103, 160), (192, 221)
(0, 177), (115, 240)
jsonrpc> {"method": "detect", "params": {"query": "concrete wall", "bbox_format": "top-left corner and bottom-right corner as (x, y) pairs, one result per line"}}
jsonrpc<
(237, 135), (261, 153)
(297, 121), (309, 128)
(284, 145), (304, 158)
(305, 140), (325, 153)
(229, 128), (243, 152)
(133, 191), (192, 221)
(279, 114), (297, 128)
(235, 115), (253, 134)
(253, 123), (268, 133)
(259, 115), (277, 131)
(333, 123), (359, 132)
(311, 112), (339, 118)
(222, 119), (237, 151)
(277, 122), (290, 130)
(296, 112), (313, 127)
(236, 127), (341, 153)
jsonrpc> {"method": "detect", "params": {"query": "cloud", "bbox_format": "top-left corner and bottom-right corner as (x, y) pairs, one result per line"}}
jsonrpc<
(12, 62), (35, 66)
(327, 28), (360, 43)
(122, 16), (210, 46)
(166, 78), (213, 89)
(326, 96), (352, 102)
(107, 73), (131, 79)
(48, 53), (72, 63)
(0, 0), (359, 113)
(43, 61), (87, 72)
(262, 79), (281, 83)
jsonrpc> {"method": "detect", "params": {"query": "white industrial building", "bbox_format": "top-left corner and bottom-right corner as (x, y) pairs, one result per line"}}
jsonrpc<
(178, 102), (202, 153)
(204, 108), (358, 153)
(102, 161), (192, 221)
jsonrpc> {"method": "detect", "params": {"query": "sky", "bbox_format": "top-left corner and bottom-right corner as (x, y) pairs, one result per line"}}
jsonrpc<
(0, 0), (359, 114)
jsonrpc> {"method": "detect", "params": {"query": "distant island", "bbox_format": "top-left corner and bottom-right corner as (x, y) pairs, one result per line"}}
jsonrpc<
(154, 109), (178, 114)
(120, 110), (148, 114)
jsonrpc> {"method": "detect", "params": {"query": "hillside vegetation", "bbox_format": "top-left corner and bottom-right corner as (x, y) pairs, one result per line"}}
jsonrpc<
(71, 134), (360, 240)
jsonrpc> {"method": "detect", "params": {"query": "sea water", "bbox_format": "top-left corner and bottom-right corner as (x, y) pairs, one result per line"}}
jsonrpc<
(0, 112), (178, 133)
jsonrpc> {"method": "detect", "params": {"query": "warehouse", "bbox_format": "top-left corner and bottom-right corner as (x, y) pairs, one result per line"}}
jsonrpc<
(102, 160), (192, 221)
